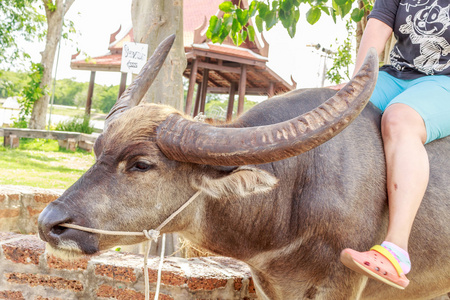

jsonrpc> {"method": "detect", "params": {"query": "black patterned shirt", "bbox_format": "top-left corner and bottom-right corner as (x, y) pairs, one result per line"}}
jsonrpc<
(369, 0), (450, 79)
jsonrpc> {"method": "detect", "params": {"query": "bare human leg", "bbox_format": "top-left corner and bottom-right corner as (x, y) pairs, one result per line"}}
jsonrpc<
(381, 103), (428, 253)
(340, 103), (428, 289)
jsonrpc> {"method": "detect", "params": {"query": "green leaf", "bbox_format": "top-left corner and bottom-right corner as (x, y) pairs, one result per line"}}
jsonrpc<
(350, 7), (365, 22)
(241, 30), (248, 43)
(255, 15), (264, 32)
(231, 31), (238, 45)
(306, 7), (321, 25)
(359, 7), (366, 20)
(258, 2), (269, 18)
(265, 11), (277, 29)
(280, 0), (293, 11)
(213, 19), (222, 35)
(223, 13), (233, 28)
(333, 0), (347, 6)
(211, 34), (221, 43)
(320, 6), (331, 16)
(249, 1), (258, 17)
(294, 8), (300, 22)
(287, 24), (296, 38)
(247, 25), (256, 41)
(272, 0), (279, 10)
(46, 1), (57, 12)
(219, 27), (230, 43)
(236, 31), (244, 46)
(206, 15), (219, 39)
(219, 1), (234, 13)
(232, 18), (242, 33)
(236, 8), (249, 26)
(279, 8), (289, 28)
(219, 17), (231, 43)
(340, 1), (353, 17)
(331, 9), (337, 23)
(331, 0), (338, 11)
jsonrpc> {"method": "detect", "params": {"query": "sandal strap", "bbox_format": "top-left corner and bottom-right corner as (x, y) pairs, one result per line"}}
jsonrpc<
(370, 245), (404, 276)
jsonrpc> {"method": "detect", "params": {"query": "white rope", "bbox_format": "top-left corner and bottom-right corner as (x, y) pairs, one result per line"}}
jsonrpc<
(144, 239), (152, 299)
(59, 190), (202, 300)
(154, 233), (166, 299)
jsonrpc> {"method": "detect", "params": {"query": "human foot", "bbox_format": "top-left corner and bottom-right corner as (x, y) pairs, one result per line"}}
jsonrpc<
(340, 245), (410, 289)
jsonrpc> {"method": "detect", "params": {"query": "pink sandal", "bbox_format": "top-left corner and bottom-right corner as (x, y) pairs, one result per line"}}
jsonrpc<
(340, 245), (410, 289)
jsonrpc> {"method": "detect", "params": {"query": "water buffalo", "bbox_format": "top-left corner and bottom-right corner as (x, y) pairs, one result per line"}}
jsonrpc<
(38, 35), (450, 299)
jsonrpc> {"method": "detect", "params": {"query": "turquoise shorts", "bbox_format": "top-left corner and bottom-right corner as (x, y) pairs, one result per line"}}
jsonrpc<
(370, 71), (450, 144)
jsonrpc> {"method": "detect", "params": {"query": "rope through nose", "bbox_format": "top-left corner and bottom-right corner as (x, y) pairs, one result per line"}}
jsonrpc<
(58, 190), (202, 300)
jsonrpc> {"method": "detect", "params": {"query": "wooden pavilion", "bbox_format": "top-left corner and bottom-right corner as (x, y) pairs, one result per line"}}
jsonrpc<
(70, 0), (296, 120)
(70, 26), (132, 115)
(183, 0), (296, 121)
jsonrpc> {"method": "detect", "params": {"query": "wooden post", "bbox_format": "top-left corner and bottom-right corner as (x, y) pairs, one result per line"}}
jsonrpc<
(268, 82), (275, 98)
(226, 82), (237, 122)
(199, 68), (209, 114)
(185, 59), (199, 115)
(118, 72), (127, 99)
(4, 135), (19, 148)
(85, 71), (96, 116)
(237, 64), (247, 116)
(193, 83), (201, 117)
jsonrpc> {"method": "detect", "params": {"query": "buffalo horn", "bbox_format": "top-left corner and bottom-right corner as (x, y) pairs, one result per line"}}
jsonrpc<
(156, 48), (378, 166)
(104, 34), (176, 131)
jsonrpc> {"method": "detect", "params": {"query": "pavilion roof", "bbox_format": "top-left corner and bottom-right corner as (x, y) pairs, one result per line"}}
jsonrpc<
(183, 54), (295, 96)
(70, 0), (296, 94)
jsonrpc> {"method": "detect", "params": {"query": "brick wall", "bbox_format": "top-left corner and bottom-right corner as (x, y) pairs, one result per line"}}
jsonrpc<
(0, 232), (256, 299)
(0, 186), (63, 234)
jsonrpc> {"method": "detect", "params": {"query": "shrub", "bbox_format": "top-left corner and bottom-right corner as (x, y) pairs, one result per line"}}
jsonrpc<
(55, 115), (94, 134)
(11, 118), (28, 128)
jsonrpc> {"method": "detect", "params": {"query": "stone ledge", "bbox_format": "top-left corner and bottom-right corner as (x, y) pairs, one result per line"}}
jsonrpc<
(0, 233), (256, 299)
(0, 185), (63, 234)
(1, 128), (98, 151)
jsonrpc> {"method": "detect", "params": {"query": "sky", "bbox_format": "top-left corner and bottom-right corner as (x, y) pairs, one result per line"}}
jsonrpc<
(22, 0), (354, 89)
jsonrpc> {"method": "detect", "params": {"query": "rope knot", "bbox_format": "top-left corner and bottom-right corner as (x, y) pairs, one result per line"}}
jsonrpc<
(143, 229), (160, 242)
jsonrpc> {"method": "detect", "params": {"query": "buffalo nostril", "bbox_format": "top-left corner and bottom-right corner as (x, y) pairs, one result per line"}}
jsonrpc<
(38, 202), (72, 239)
(51, 225), (68, 235)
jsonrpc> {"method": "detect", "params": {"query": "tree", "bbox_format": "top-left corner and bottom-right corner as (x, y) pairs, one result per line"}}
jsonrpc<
(130, 0), (186, 111)
(207, 0), (379, 84)
(0, 0), (45, 64)
(28, 0), (75, 129)
(53, 78), (86, 106)
(207, 0), (373, 46)
(93, 85), (120, 113)
(0, 70), (30, 98)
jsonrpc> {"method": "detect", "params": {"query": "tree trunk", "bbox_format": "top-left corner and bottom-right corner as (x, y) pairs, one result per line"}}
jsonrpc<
(356, 0), (395, 66)
(355, 0), (369, 53)
(29, 0), (75, 129)
(130, 0), (186, 256)
(131, 0), (186, 111)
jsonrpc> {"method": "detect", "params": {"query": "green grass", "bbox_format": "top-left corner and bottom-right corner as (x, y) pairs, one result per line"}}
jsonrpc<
(0, 137), (95, 189)
(48, 106), (106, 121)
(55, 115), (95, 134)
(4, 105), (106, 120)
(48, 106), (84, 117)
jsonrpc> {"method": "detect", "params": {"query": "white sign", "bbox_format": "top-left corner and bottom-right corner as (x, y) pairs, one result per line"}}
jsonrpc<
(121, 42), (149, 74)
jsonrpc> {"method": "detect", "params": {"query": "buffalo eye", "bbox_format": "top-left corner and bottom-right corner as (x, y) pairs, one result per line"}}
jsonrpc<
(130, 161), (154, 172)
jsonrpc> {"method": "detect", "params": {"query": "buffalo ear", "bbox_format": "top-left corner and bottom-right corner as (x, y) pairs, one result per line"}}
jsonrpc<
(192, 166), (278, 199)
(93, 134), (104, 160)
